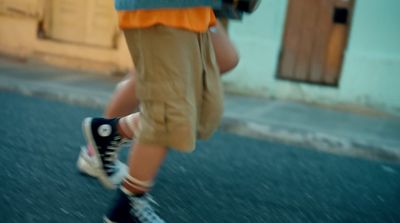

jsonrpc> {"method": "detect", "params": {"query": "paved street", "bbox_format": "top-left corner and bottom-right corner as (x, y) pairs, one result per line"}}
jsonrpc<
(1, 91), (399, 223)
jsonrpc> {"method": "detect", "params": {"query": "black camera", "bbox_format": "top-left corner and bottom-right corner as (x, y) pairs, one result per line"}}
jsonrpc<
(222, 0), (261, 13)
(214, 0), (260, 20)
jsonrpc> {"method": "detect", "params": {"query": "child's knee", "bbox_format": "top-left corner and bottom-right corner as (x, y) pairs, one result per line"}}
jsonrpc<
(220, 53), (240, 74)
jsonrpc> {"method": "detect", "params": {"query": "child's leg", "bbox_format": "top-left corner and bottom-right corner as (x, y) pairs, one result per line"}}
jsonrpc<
(124, 143), (167, 194)
(82, 115), (166, 222)
(103, 21), (222, 222)
(78, 19), (238, 189)
(104, 70), (139, 118)
(81, 72), (137, 159)
(211, 19), (239, 74)
(116, 114), (167, 194)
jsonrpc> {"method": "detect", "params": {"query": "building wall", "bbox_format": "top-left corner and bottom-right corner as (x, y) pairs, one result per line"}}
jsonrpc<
(223, 0), (400, 115)
(223, 0), (288, 97)
(340, 0), (400, 114)
(0, 0), (133, 74)
(1, 0), (398, 114)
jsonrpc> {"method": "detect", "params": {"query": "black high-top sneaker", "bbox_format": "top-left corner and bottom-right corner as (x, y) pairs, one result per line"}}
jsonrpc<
(81, 117), (128, 189)
(104, 188), (165, 223)
(76, 144), (128, 189)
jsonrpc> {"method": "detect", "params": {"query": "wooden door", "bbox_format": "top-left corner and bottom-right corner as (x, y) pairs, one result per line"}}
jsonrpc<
(278, 0), (354, 85)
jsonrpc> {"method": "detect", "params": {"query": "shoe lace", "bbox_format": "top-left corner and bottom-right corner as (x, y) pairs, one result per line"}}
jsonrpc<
(130, 195), (165, 223)
(103, 136), (129, 172)
(105, 136), (122, 161)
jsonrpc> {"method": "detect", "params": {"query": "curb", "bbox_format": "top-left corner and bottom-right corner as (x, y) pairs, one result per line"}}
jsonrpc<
(0, 76), (110, 109)
(221, 117), (400, 163)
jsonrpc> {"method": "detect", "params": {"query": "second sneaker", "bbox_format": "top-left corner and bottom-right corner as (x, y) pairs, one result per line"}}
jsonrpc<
(80, 117), (128, 189)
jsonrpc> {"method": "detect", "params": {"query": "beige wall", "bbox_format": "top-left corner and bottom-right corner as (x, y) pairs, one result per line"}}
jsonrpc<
(0, 0), (133, 74)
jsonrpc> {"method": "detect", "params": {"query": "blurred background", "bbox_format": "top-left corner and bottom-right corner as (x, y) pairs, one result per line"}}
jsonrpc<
(0, 0), (132, 73)
(0, 0), (400, 222)
(0, 0), (399, 115)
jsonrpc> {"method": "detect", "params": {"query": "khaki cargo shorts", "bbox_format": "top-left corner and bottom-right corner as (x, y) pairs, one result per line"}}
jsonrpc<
(124, 25), (223, 152)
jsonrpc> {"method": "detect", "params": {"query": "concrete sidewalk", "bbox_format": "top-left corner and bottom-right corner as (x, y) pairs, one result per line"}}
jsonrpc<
(1, 57), (399, 163)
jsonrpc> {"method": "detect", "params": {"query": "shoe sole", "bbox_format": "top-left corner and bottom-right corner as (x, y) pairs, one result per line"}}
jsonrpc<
(103, 216), (116, 223)
(82, 118), (116, 190)
(77, 146), (101, 178)
(77, 145), (128, 189)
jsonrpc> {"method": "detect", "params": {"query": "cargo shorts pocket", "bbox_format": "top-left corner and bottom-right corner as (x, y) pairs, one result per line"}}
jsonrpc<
(139, 100), (166, 136)
(135, 80), (187, 144)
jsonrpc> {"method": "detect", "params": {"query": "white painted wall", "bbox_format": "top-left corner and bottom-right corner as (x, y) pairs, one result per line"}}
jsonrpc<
(223, 0), (400, 115)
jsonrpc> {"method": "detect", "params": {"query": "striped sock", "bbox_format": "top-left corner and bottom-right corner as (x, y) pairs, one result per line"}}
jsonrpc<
(122, 175), (154, 195)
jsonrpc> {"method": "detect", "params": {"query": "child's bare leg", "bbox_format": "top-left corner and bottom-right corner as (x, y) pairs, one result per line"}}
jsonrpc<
(211, 19), (239, 74)
(104, 70), (139, 118)
(81, 114), (167, 222)
(124, 144), (167, 194)
(82, 72), (137, 157)
(118, 114), (167, 194)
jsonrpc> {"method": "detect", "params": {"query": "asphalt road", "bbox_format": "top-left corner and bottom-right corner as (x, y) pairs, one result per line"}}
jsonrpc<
(1, 91), (399, 223)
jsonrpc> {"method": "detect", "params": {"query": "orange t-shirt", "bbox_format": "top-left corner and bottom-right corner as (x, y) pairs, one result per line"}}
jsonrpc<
(118, 7), (216, 33)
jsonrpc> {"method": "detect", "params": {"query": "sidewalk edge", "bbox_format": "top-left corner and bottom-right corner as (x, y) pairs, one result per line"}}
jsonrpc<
(221, 117), (400, 163)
